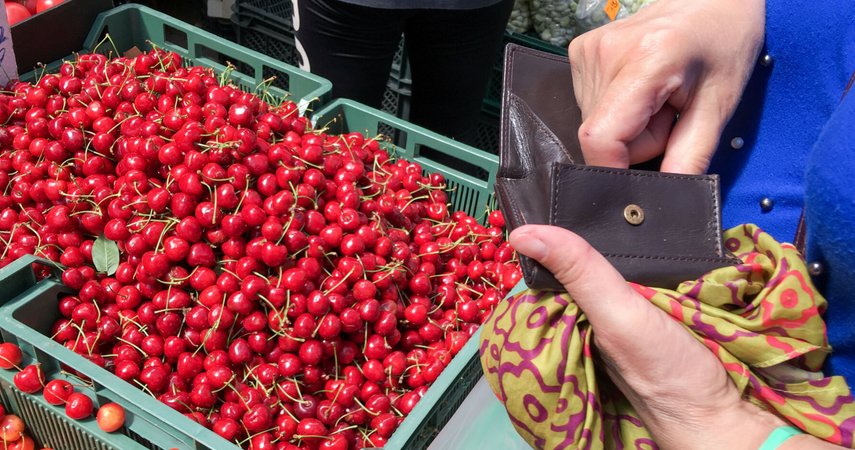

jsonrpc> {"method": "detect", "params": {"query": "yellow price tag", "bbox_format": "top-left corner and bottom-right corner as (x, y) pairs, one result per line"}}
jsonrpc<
(604, 0), (620, 21)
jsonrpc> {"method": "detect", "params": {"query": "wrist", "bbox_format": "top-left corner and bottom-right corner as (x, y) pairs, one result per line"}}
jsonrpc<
(711, 401), (787, 450)
(646, 399), (786, 450)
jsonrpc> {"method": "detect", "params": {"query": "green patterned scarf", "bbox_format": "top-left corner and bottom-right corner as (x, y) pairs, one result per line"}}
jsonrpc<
(480, 224), (855, 449)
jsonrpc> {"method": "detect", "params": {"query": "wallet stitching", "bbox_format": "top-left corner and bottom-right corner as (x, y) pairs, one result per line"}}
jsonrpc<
(602, 254), (739, 263)
(561, 165), (716, 182)
(552, 165), (731, 262)
(708, 176), (725, 258)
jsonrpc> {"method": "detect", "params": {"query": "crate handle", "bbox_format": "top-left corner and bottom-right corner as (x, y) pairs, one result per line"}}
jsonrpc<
(0, 255), (61, 302)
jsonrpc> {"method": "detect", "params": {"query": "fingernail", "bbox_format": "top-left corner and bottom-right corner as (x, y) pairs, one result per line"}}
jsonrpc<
(511, 229), (548, 260)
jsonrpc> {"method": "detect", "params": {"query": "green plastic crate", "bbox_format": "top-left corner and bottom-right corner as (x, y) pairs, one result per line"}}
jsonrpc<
(0, 363), (149, 450)
(20, 4), (332, 112)
(0, 101), (500, 449)
(0, 256), (489, 450)
(378, 330), (483, 450)
(312, 99), (499, 223)
(0, 255), (235, 450)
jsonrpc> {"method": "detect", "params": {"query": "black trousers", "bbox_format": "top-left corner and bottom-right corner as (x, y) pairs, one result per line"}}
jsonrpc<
(294, 0), (514, 144)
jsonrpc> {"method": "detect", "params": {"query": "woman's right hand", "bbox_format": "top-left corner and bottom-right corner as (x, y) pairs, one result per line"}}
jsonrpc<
(568, 0), (765, 174)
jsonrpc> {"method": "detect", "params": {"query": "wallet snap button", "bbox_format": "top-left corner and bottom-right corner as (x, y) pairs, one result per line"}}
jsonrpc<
(624, 204), (644, 225)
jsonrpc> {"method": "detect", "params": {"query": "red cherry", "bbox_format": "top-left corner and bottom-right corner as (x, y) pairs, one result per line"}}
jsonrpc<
(0, 343), (23, 369)
(65, 392), (94, 420)
(43, 379), (73, 405)
(13, 364), (45, 394)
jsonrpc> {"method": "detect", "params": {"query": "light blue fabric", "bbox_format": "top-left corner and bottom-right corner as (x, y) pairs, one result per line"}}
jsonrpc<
(708, 2), (855, 378)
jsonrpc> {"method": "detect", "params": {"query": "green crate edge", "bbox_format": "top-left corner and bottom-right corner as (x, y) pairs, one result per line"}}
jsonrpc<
(18, 4), (332, 113)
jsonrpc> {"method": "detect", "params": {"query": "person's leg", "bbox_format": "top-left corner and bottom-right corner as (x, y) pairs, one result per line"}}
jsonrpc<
(403, 0), (514, 144)
(294, 0), (405, 108)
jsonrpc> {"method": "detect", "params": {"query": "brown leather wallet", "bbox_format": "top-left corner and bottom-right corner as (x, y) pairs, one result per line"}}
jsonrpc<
(495, 44), (740, 290)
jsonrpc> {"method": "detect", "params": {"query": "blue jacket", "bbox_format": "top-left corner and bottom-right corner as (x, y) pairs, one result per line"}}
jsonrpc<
(708, 2), (855, 378)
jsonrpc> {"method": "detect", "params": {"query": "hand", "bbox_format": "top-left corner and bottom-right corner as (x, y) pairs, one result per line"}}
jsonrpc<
(509, 225), (840, 449)
(568, 0), (764, 174)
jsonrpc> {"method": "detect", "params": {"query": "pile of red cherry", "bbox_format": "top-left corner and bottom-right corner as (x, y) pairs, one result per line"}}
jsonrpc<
(0, 47), (520, 449)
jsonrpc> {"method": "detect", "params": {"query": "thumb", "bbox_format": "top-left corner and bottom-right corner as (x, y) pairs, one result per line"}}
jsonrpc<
(509, 225), (646, 328)
(509, 224), (700, 383)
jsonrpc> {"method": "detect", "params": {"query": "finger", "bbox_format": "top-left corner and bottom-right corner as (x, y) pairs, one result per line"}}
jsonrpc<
(509, 225), (646, 328)
(626, 103), (678, 166)
(660, 96), (725, 174)
(568, 37), (590, 116)
(577, 64), (682, 168)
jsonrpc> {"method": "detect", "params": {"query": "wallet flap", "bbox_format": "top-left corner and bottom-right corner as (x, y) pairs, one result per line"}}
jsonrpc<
(495, 94), (568, 227)
(501, 44), (584, 165)
(548, 163), (741, 288)
(499, 44), (585, 181)
(550, 164), (728, 258)
(497, 44), (586, 228)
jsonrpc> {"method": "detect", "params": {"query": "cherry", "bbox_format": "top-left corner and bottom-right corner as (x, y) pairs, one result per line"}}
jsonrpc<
(242, 403), (272, 433)
(0, 414), (24, 442)
(0, 342), (23, 369)
(96, 402), (126, 433)
(43, 379), (74, 405)
(212, 418), (241, 441)
(13, 364), (45, 394)
(0, 46), (524, 449)
(298, 340), (323, 366)
(65, 392), (94, 420)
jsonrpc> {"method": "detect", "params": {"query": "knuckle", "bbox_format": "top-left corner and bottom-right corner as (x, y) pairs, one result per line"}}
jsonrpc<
(567, 37), (585, 64)
(594, 27), (630, 59)
(637, 27), (683, 56)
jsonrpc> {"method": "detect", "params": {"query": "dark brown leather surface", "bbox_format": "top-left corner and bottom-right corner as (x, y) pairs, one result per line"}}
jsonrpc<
(550, 164), (740, 288)
(496, 44), (739, 290)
